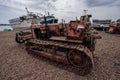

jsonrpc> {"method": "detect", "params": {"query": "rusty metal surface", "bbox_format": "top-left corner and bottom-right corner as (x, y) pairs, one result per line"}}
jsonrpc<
(50, 36), (82, 43)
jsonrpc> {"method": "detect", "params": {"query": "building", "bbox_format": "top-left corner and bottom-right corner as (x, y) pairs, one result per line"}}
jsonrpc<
(93, 19), (111, 25)
(92, 19), (112, 31)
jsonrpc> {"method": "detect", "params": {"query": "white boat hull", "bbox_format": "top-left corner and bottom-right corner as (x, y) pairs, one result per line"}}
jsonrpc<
(10, 20), (31, 29)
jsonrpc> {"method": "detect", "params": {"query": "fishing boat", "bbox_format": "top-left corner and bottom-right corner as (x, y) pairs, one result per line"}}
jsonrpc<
(9, 8), (58, 29)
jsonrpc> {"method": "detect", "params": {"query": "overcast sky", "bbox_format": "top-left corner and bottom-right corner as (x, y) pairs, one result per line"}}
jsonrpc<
(0, 0), (120, 24)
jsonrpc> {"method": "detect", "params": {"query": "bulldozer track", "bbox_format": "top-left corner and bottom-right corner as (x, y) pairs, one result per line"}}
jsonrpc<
(25, 39), (94, 75)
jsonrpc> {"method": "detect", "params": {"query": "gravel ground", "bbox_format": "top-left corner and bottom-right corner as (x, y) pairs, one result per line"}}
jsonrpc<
(0, 30), (120, 80)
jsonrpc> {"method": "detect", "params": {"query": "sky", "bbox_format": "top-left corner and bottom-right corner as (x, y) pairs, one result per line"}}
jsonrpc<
(0, 0), (120, 24)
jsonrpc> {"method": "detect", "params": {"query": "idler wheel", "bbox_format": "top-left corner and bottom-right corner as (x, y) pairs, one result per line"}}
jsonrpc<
(15, 33), (24, 43)
(67, 50), (92, 71)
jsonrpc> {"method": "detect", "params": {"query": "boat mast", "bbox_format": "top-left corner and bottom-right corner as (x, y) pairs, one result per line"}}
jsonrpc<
(84, 10), (88, 16)
(25, 7), (29, 15)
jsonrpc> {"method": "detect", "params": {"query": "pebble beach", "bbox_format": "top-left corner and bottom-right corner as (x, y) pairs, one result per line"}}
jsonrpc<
(0, 30), (120, 80)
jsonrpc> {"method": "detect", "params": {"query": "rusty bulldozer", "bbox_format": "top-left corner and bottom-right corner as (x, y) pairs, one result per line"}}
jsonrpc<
(15, 13), (101, 75)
